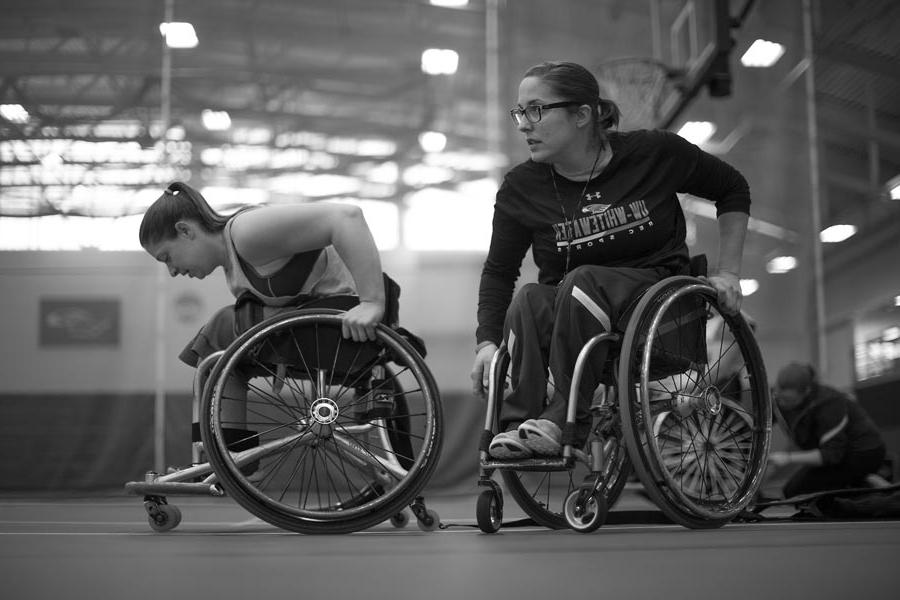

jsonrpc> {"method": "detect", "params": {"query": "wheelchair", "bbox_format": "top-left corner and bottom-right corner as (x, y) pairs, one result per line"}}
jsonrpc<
(475, 258), (772, 533)
(126, 275), (443, 534)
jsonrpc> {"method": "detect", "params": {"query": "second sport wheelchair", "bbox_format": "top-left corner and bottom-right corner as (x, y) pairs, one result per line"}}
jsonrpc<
(126, 275), (443, 534)
(475, 257), (772, 533)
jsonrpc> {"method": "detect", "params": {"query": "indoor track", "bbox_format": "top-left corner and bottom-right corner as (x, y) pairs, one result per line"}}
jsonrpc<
(2, 486), (899, 600)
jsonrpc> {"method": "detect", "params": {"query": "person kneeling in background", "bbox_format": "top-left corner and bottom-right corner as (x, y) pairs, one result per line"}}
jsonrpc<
(769, 362), (889, 498)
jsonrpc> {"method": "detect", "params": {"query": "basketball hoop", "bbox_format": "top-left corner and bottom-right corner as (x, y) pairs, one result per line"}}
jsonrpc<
(594, 58), (683, 131)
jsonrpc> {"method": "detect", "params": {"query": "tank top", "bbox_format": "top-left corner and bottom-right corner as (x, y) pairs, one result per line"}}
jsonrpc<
(222, 210), (356, 307)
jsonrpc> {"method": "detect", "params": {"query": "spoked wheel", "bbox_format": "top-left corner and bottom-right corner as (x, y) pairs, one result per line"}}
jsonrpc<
(200, 309), (442, 534)
(618, 277), (771, 528)
(492, 348), (631, 529)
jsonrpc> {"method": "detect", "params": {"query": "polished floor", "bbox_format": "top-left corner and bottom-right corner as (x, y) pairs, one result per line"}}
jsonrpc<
(2, 485), (899, 600)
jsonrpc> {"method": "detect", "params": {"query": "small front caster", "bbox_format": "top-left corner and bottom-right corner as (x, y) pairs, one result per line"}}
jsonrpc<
(476, 489), (503, 534)
(563, 488), (607, 533)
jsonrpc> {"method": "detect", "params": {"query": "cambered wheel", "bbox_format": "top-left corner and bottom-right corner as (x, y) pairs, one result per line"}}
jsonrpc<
(618, 277), (771, 529)
(201, 309), (443, 534)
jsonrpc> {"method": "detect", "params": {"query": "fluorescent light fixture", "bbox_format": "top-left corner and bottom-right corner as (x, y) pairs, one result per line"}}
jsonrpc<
(677, 121), (716, 145)
(0, 104), (29, 123)
(421, 49), (459, 75)
(895, 295), (900, 307)
(740, 39), (785, 67)
(820, 224), (857, 243)
(740, 279), (759, 296)
(429, 0), (469, 6)
(766, 255), (797, 274)
(202, 109), (231, 131)
(887, 174), (900, 200)
(418, 131), (447, 153)
(159, 22), (198, 48)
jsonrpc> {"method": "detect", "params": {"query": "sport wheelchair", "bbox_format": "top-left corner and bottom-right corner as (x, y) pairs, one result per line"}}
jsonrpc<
(475, 258), (772, 533)
(126, 275), (443, 534)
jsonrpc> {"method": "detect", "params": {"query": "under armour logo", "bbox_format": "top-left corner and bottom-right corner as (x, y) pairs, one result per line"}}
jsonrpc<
(584, 191), (603, 201)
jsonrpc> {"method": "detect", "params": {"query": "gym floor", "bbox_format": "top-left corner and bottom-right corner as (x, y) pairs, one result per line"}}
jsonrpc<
(2, 485), (898, 600)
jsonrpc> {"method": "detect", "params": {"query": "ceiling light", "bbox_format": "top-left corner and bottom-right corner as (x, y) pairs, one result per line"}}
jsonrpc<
(0, 104), (29, 123)
(201, 109), (231, 131)
(421, 49), (459, 75)
(740, 279), (759, 296)
(429, 0), (469, 6)
(740, 39), (785, 68)
(820, 224), (857, 243)
(418, 131), (447, 153)
(766, 255), (797, 274)
(677, 121), (716, 145)
(884, 327), (900, 342)
(887, 174), (900, 200)
(895, 295), (900, 307)
(159, 22), (198, 48)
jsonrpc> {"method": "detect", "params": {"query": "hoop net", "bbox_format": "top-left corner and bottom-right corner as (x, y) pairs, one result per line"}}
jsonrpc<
(594, 58), (679, 131)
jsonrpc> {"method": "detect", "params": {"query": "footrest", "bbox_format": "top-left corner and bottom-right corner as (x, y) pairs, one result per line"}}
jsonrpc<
(480, 457), (573, 472)
(124, 481), (225, 497)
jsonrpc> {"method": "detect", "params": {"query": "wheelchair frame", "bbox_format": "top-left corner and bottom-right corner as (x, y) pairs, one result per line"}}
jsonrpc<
(475, 273), (772, 533)
(126, 306), (443, 535)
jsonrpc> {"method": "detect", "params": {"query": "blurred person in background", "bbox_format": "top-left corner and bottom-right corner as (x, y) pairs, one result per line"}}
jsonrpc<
(769, 362), (889, 497)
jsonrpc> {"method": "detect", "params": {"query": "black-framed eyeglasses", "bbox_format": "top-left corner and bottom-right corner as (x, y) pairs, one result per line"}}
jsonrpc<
(509, 101), (580, 126)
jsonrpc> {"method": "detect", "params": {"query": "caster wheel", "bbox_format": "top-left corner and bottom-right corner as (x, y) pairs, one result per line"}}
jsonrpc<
(564, 488), (607, 533)
(476, 489), (503, 534)
(416, 509), (440, 532)
(390, 510), (410, 528)
(146, 502), (182, 533)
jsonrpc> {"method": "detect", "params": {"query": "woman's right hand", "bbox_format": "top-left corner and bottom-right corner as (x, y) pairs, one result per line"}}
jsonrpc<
(470, 342), (498, 398)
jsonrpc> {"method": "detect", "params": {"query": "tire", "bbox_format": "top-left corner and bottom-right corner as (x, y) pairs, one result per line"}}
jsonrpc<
(618, 277), (771, 528)
(200, 309), (442, 534)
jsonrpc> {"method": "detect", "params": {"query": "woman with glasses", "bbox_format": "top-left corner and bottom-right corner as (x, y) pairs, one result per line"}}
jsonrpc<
(471, 60), (751, 459)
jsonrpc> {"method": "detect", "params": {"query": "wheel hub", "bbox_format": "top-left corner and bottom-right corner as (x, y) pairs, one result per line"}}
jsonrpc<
(310, 398), (339, 424)
(703, 386), (722, 415)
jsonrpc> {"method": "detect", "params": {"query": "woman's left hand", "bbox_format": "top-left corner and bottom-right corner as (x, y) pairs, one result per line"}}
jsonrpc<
(342, 300), (384, 342)
(705, 270), (742, 315)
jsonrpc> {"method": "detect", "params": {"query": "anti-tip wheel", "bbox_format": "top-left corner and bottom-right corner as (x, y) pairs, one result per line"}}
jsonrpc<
(416, 509), (441, 532)
(147, 503), (182, 533)
(564, 488), (607, 533)
(390, 510), (410, 528)
(476, 489), (503, 534)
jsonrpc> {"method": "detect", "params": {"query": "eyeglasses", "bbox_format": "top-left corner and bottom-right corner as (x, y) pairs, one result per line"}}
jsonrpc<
(509, 101), (580, 126)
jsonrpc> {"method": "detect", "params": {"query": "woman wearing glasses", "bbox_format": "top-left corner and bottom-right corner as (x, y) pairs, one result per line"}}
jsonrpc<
(471, 60), (751, 459)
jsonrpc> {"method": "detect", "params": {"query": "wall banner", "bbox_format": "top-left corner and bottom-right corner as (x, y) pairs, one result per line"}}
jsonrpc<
(39, 298), (120, 346)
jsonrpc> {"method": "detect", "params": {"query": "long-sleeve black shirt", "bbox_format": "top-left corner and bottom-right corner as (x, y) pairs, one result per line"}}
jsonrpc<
(476, 129), (751, 346)
(780, 384), (885, 466)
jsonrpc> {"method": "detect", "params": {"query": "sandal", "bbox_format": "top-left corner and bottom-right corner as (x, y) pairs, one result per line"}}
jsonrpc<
(518, 419), (562, 456)
(489, 430), (533, 459)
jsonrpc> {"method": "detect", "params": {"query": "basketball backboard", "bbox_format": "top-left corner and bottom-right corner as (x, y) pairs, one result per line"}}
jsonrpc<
(595, 0), (732, 130)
